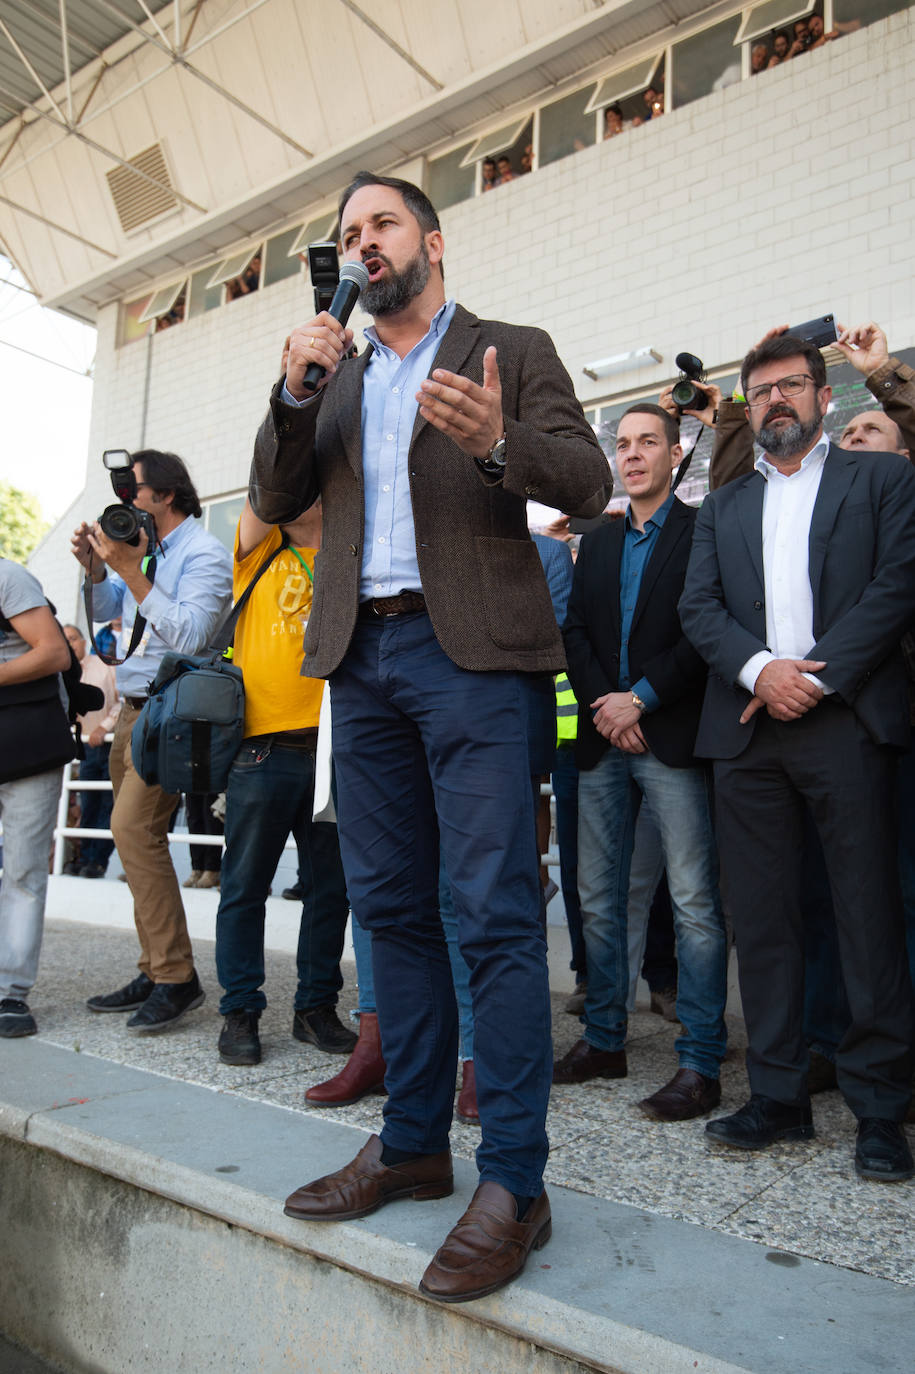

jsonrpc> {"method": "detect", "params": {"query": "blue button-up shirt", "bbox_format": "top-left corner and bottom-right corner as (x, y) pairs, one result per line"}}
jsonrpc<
(617, 492), (675, 711)
(359, 299), (456, 599)
(89, 515), (233, 698)
(281, 299), (457, 600)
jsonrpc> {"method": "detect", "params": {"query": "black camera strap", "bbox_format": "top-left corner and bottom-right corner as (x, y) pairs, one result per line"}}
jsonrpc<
(82, 547), (158, 667)
(211, 529), (291, 655)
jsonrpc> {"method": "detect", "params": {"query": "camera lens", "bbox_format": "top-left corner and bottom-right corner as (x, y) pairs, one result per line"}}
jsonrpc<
(672, 379), (703, 410)
(99, 504), (140, 543)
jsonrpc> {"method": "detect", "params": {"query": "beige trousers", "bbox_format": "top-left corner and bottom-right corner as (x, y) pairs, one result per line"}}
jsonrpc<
(109, 703), (193, 983)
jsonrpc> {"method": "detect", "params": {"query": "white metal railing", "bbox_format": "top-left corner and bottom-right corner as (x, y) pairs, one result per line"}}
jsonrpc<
(1, 761), (561, 877)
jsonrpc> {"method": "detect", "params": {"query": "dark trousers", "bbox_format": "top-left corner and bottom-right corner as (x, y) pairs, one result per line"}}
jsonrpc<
(185, 793), (223, 872)
(215, 739), (349, 1014)
(78, 743), (115, 868)
(330, 611), (551, 1197)
(552, 744), (585, 976)
(714, 702), (915, 1120)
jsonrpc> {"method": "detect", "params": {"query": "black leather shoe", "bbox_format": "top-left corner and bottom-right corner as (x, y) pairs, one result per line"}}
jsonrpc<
(126, 972), (205, 1033)
(0, 998), (37, 1038)
(552, 1037), (627, 1084)
(80, 862), (107, 879)
(87, 972), (154, 1013)
(219, 1009), (262, 1065)
(706, 1094), (814, 1150)
(293, 1005), (358, 1054)
(282, 881), (304, 901)
(855, 1118), (915, 1181)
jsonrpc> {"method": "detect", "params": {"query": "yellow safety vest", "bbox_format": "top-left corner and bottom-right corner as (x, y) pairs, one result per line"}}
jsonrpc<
(555, 671), (578, 744)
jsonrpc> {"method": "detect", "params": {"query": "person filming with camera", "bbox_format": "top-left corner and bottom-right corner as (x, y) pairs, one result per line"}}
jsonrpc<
(71, 449), (232, 1033)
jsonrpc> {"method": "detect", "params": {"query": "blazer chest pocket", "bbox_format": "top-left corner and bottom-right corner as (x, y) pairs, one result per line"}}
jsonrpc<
(474, 536), (557, 651)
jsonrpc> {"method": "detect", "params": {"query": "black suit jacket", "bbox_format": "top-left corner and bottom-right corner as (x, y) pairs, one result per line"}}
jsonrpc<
(678, 442), (915, 758)
(562, 498), (708, 771)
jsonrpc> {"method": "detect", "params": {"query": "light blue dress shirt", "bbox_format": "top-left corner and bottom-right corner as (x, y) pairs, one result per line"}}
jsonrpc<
(281, 299), (457, 600)
(89, 515), (233, 698)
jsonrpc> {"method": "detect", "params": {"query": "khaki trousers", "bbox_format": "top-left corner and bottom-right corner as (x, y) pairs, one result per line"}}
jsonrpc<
(109, 703), (193, 983)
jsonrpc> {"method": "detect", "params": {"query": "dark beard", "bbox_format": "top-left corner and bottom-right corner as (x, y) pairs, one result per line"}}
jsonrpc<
(361, 243), (431, 317)
(757, 410), (822, 458)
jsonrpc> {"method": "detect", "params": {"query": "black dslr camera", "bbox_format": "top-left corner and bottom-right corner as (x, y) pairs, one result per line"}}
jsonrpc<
(99, 449), (157, 549)
(671, 352), (710, 414)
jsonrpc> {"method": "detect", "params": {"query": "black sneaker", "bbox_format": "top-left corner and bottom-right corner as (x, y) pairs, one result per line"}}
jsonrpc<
(218, 1009), (262, 1065)
(706, 1093), (814, 1150)
(0, 998), (37, 1038)
(293, 1004), (358, 1054)
(87, 972), (155, 1013)
(126, 971), (205, 1033)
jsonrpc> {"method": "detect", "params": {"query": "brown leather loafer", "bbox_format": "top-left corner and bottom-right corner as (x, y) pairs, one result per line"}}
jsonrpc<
(552, 1037), (627, 1084)
(638, 1067), (721, 1122)
(283, 1134), (453, 1222)
(419, 1182), (551, 1303)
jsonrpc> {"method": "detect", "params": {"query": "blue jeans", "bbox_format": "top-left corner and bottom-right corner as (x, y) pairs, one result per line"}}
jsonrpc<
(215, 738), (350, 1014)
(577, 748), (727, 1078)
(331, 612), (551, 1198)
(77, 744), (114, 868)
(351, 915), (375, 1014)
(0, 766), (62, 1000)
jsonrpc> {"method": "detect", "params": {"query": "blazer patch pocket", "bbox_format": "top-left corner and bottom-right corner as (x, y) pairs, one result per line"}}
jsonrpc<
(474, 536), (557, 651)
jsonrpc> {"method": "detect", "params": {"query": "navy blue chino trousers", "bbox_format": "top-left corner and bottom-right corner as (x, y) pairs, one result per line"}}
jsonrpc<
(329, 610), (552, 1198)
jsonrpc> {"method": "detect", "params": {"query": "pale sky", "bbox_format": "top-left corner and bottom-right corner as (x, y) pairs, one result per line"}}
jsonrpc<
(0, 259), (95, 523)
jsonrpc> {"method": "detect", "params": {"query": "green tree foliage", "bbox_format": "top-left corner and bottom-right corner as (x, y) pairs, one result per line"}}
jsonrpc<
(0, 481), (49, 561)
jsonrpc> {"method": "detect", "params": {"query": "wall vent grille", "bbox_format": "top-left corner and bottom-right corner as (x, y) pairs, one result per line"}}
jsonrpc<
(106, 144), (177, 233)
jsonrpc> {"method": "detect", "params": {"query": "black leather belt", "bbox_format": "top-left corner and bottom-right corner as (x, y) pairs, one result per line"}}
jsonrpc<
(358, 592), (426, 619)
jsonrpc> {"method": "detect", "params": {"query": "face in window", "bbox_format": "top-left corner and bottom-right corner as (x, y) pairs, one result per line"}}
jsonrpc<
(774, 32), (789, 60)
(751, 43), (770, 72)
(481, 158), (497, 187)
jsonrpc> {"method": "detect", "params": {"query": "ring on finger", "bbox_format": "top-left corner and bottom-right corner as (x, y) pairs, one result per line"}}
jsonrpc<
(309, 337), (316, 348)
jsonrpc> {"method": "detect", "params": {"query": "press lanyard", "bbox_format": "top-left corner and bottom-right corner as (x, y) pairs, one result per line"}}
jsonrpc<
(289, 547), (314, 583)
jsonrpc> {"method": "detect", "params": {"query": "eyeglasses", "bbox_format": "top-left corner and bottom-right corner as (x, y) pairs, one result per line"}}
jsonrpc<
(745, 374), (817, 407)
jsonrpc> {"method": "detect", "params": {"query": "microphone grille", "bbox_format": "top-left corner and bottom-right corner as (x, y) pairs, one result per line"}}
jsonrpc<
(339, 260), (369, 291)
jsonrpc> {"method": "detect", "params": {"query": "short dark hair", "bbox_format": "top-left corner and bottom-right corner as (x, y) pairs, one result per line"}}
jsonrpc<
(621, 402), (680, 449)
(606, 103), (623, 118)
(338, 172), (441, 239)
(131, 449), (202, 518)
(740, 334), (828, 397)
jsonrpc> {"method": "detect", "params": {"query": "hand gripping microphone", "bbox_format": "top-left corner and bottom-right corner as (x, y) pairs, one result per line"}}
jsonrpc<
(301, 260), (370, 392)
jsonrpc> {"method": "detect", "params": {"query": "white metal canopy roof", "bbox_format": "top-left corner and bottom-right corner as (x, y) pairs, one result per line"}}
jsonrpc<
(0, 0), (729, 320)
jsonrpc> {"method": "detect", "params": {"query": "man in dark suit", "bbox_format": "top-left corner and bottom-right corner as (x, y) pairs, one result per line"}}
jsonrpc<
(679, 333), (915, 1181)
(558, 404), (727, 1119)
(249, 172), (611, 1301)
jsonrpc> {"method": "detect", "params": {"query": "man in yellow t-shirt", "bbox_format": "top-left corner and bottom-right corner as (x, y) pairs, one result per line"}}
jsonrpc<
(214, 497), (354, 1066)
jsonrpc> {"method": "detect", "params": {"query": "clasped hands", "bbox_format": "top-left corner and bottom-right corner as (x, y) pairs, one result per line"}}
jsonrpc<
(740, 658), (827, 725)
(591, 692), (647, 754)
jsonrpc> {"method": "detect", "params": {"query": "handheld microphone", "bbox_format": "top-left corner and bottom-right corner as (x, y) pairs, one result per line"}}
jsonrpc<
(301, 260), (370, 392)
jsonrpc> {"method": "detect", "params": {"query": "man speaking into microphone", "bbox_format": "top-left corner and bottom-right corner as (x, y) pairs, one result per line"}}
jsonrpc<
(250, 172), (611, 1302)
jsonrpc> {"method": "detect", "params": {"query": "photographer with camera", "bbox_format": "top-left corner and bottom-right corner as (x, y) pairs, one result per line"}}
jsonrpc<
(658, 322), (915, 486)
(71, 450), (232, 1033)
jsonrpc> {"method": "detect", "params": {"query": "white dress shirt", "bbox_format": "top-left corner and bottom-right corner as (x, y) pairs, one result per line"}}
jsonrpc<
(738, 434), (834, 696)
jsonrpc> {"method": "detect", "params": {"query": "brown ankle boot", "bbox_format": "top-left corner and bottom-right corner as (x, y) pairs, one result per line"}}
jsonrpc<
(456, 1059), (480, 1126)
(304, 1012), (386, 1106)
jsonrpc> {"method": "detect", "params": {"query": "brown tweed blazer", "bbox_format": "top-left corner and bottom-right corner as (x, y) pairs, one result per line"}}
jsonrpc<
(249, 304), (612, 677)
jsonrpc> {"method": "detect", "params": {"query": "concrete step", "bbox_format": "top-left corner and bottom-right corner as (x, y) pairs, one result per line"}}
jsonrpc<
(2, 1039), (913, 1374)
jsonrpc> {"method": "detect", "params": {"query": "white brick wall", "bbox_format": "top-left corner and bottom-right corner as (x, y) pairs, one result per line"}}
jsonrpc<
(31, 9), (915, 618)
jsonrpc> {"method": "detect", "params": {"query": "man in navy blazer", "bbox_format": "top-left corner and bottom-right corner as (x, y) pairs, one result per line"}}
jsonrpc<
(559, 404), (728, 1121)
(679, 333), (915, 1181)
